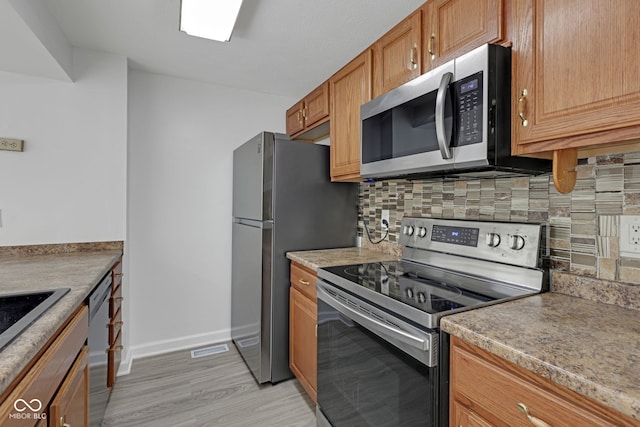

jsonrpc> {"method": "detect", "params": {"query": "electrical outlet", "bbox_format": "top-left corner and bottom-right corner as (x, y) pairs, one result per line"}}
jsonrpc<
(381, 209), (390, 230)
(620, 215), (640, 258)
(0, 138), (24, 152)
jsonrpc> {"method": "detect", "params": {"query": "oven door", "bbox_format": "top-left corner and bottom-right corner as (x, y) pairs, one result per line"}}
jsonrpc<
(316, 281), (440, 427)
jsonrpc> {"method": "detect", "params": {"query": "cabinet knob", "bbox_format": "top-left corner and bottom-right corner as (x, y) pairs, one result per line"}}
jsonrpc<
(428, 32), (436, 61)
(517, 403), (551, 427)
(60, 416), (71, 427)
(409, 43), (418, 70)
(517, 89), (529, 127)
(299, 279), (310, 286)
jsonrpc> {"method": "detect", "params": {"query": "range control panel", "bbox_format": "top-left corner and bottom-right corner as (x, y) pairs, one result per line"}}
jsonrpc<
(399, 217), (543, 268)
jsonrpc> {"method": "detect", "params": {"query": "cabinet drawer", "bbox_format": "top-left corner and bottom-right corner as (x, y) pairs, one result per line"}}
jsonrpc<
(290, 262), (317, 301)
(0, 306), (88, 427)
(107, 330), (123, 388)
(109, 283), (123, 318)
(451, 337), (624, 427)
(108, 306), (123, 345)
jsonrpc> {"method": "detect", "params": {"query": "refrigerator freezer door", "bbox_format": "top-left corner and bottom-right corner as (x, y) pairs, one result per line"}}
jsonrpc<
(231, 220), (272, 383)
(232, 132), (273, 221)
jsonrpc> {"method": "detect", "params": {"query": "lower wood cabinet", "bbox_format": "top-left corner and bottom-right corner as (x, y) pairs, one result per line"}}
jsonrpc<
(289, 262), (318, 403)
(0, 306), (88, 427)
(450, 336), (640, 427)
(49, 346), (89, 427)
(108, 256), (124, 387)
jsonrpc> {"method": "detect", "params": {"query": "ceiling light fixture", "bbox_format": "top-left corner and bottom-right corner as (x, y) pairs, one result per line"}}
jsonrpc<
(179, 0), (243, 42)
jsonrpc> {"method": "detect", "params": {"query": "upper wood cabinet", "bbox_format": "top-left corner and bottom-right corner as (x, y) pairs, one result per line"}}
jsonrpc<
(373, 10), (422, 98)
(286, 100), (305, 136)
(511, 0), (640, 192)
(330, 49), (372, 182)
(422, 0), (505, 71)
(286, 81), (330, 141)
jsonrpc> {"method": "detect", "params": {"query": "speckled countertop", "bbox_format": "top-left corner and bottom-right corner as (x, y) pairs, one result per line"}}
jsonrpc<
(286, 247), (398, 271)
(0, 250), (122, 395)
(441, 286), (640, 421)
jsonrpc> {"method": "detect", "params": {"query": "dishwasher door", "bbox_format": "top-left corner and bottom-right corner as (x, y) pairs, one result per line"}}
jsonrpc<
(88, 274), (111, 426)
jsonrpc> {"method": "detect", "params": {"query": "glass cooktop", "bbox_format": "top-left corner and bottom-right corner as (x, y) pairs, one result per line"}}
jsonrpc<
(318, 260), (535, 329)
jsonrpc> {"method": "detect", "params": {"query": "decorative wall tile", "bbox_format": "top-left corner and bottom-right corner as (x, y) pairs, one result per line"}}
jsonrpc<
(358, 152), (640, 286)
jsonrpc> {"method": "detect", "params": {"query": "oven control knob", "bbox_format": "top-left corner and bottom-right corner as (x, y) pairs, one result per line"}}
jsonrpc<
(417, 292), (427, 303)
(486, 232), (501, 247)
(509, 234), (526, 250)
(405, 288), (414, 299)
(404, 225), (415, 236)
(417, 227), (427, 238)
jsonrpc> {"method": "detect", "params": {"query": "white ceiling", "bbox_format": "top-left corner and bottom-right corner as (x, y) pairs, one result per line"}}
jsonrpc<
(31, 0), (426, 99)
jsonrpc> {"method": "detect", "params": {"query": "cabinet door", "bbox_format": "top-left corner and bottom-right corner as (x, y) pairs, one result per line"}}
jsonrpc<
(286, 100), (305, 136)
(423, 0), (504, 70)
(49, 346), (89, 427)
(330, 49), (372, 182)
(373, 11), (422, 97)
(289, 287), (317, 403)
(512, 0), (640, 154)
(304, 81), (330, 129)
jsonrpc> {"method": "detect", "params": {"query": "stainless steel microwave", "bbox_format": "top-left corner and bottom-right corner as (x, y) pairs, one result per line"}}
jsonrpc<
(360, 44), (550, 179)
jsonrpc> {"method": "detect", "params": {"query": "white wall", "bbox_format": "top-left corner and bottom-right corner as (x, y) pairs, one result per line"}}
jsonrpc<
(0, 48), (127, 245)
(128, 70), (295, 358)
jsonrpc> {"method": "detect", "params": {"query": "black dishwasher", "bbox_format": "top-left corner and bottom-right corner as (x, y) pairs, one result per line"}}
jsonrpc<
(87, 273), (111, 426)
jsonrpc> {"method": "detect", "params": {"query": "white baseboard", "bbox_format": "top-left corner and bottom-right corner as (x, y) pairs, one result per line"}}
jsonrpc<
(116, 348), (133, 377)
(124, 329), (232, 369)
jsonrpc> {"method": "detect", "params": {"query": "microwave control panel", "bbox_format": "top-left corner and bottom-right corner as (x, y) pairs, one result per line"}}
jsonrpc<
(455, 72), (483, 146)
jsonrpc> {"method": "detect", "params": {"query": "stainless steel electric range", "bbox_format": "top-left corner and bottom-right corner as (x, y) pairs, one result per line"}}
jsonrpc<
(315, 217), (548, 427)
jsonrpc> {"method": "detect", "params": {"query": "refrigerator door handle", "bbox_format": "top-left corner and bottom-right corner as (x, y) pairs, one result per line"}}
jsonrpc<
(234, 218), (274, 229)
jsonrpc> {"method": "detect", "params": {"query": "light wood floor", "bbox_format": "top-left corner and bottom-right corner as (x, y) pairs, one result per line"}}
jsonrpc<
(102, 342), (316, 427)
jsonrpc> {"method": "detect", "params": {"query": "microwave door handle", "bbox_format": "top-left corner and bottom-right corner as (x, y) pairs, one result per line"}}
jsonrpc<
(435, 71), (453, 159)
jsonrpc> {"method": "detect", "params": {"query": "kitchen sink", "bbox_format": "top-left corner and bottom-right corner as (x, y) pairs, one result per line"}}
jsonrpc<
(0, 288), (70, 351)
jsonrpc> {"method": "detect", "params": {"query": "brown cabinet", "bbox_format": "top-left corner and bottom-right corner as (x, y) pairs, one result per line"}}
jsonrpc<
(450, 336), (640, 427)
(108, 256), (124, 387)
(329, 49), (373, 182)
(423, 0), (505, 71)
(373, 10), (422, 98)
(286, 81), (330, 141)
(289, 262), (318, 403)
(0, 306), (89, 427)
(511, 0), (640, 192)
(49, 346), (89, 427)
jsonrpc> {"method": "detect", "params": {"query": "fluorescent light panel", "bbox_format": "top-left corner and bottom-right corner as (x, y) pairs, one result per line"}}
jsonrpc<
(180, 0), (243, 42)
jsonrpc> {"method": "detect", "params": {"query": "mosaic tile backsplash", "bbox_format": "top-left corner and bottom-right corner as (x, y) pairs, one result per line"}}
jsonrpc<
(358, 152), (640, 285)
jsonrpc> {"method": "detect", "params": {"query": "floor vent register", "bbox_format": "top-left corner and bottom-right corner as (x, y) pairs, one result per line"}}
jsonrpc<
(191, 343), (229, 359)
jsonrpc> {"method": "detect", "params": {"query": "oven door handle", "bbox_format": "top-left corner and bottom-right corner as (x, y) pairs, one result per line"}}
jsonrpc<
(317, 284), (430, 351)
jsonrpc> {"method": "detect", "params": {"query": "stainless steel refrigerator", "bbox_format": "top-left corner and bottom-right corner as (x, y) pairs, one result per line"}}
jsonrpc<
(231, 132), (357, 384)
